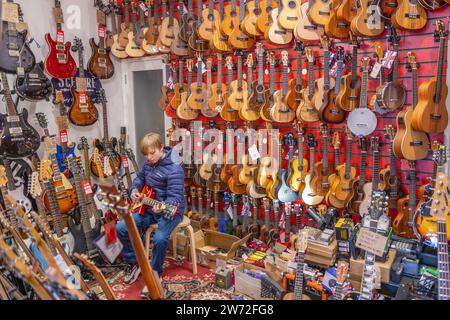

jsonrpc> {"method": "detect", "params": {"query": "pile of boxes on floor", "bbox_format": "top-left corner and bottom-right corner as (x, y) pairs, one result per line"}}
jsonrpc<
(185, 219), (399, 300)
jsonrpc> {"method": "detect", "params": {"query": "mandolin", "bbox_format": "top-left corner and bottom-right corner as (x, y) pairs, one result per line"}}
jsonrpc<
(345, 137), (369, 215)
(286, 41), (307, 111)
(294, 0), (324, 41)
(392, 0), (427, 30)
(110, 1), (129, 59)
(248, 44), (269, 114)
(0, 73), (40, 159)
(201, 58), (219, 118)
(260, 51), (275, 122)
(278, 0), (302, 30)
(301, 134), (324, 205)
(350, 0), (384, 37)
(312, 36), (335, 111)
(270, 51), (296, 123)
(288, 121), (308, 193)
(296, 47), (319, 122)
(228, 0), (255, 50)
(393, 52), (429, 160)
(242, 0), (263, 36)
(88, 14), (114, 79)
(325, 0), (350, 38)
(228, 53), (249, 111)
(265, 0), (293, 45)
(187, 54), (207, 110)
(411, 21), (448, 134)
(358, 136), (381, 216)
(239, 53), (261, 121)
(325, 132), (346, 208)
(198, 0), (221, 41)
(336, 35), (361, 112)
(318, 45), (345, 124)
(68, 38), (98, 126)
(188, 0), (210, 51)
(347, 57), (377, 137)
(211, 0), (233, 53)
(308, 0), (337, 27)
(44, 0), (76, 78)
(256, 0), (278, 34)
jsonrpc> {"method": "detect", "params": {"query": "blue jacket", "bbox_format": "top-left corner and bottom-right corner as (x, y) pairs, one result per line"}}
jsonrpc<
(131, 147), (185, 217)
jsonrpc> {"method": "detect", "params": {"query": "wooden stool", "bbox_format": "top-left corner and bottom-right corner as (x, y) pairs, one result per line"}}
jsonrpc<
(144, 216), (197, 275)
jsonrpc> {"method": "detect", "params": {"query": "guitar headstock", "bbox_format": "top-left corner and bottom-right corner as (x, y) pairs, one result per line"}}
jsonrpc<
(39, 160), (53, 182)
(361, 57), (371, 71)
(73, 36), (84, 52)
(371, 136), (380, 152)
(92, 148), (104, 176)
(332, 132), (341, 150)
(190, 185), (196, 198)
(336, 46), (345, 61)
(196, 186), (203, 198)
(295, 40), (305, 54)
(406, 52), (418, 72)
(373, 41), (384, 61)
(99, 88), (107, 103)
(350, 32), (358, 46)
(225, 56), (233, 70)
(30, 211), (53, 242)
(384, 125), (396, 141)
(103, 155), (113, 177)
(187, 59), (193, 72)
(35, 112), (48, 130)
(224, 191), (231, 205)
(99, 177), (130, 215)
(206, 57), (212, 72)
(0, 166), (7, 188)
(231, 193), (239, 206)
(295, 229), (308, 253)
(256, 43), (264, 58)
(281, 51), (289, 66)
(358, 136), (369, 151)
(305, 47), (314, 63)
(320, 35), (329, 51)
(336, 260), (349, 284)
(344, 125), (352, 140)
(268, 51), (275, 66)
(307, 134), (317, 149)
(435, 20), (448, 39)
(285, 132), (295, 148)
(44, 136), (57, 155)
(73, 252), (102, 277)
(388, 24), (400, 46)
(55, 90), (65, 104)
(369, 190), (389, 220)
(320, 123), (329, 137)
(430, 145), (449, 222)
(246, 53), (254, 68)
(29, 171), (43, 198)
(262, 197), (270, 211)
(407, 160), (416, 171)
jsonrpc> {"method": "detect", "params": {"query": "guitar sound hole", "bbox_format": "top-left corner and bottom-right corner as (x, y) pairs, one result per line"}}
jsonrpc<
(289, 1), (296, 8)
(208, 14), (214, 21)
(254, 9), (261, 15)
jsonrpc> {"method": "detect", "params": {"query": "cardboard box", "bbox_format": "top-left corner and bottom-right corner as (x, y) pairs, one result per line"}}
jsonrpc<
(195, 230), (250, 269)
(350, 248), (397, 284)
(307, 239), (337, 259)
(234, 262), (280, 300)
(305, 252), (336, 268)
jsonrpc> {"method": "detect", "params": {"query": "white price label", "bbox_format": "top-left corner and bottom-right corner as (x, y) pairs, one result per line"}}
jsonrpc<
(226, 206), (233, 219)
(248, 144), (261, 161)
(370, 62), (382, 79)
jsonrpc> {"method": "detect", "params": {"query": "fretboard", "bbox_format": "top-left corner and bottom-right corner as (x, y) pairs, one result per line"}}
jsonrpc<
(345, 138), (353, 178)
(217, 58), (223, 91)
(248, 62), (253, 96)
(219, 0), (224, 16)
(294, 253), (305, 300)
(392, 43), (399, 84)
(187, 69), (193, 96)
(270, 61), (275, 96)
(308, 61), (314, 99)
(412, 67), (418, 109)
(102, 101), (109, 142)
(322, 135), (329, 174)
(372, 149), (380, 191)
(162, 0), (167, 19)
(323, 49), (330, 89)
(0, 73), (17, 116)
(359, 70), (368, 109)
(237, 55), (243, 90)
(227, 66), (233, 96)
(282, 64), (288, 97)
(357, 151), (367, 192)
(437, 220), (450, 300)
(435, 36), (445, 104)
(239, 0), (245, 23)
(408, 167), (416, 210)
(298, 133), (304, 171)
(351, 44), (358, 85)
(296, 54), (302, 91)
(334, 59), (343, 95)
(309, 147), (315, 175)
(43, 181), (64, 238)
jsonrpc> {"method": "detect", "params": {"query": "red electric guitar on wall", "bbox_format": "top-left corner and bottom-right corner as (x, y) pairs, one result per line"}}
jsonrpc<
(44, 0), (77, 79)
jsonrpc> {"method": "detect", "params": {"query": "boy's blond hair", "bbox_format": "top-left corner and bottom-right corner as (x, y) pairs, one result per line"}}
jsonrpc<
(139, 132), (163, 155)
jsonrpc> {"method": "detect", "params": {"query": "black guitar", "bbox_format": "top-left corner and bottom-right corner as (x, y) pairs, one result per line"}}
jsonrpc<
(0, 1), (35, 74)
(0, 72), (40, 158)
(15, 61), (53, 101)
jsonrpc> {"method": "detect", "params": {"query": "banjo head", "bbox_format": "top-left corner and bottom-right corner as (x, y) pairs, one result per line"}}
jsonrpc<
(347, 108), (378, 136)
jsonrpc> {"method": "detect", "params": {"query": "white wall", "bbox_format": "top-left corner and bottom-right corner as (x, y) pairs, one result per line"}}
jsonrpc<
(13, 0), (125, 159)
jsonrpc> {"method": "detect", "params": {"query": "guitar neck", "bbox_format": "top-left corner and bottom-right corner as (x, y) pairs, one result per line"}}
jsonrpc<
(357, 151), (367, 191)
(308, 61), (314, 99)
(359, 70), (368, 109)
(412, 66), (418, 109)
(237, 55), (243, 90)
(435, 35), (445, 103)
(0, 73), (18, 116)
(102, 102), (109, 142)
(392, 43), (399, 84)
(298, 133), (304, 171)
(247, 62), (253, 96)
(0, 186), (17, 229)
(372, 150), (380, 191)
(323, 49), (330, 88)
(437, 219), (450, 300)
(334, 60), (343, 95)
(294, 252), (305, 300)
(43, 181), (64, 237)
(408, 167), (416, 210)
(360, 218), (379, 300)
(351, 44), (358, 84)
(322, 136), (329, 175)
(282, 64), (288, 97)
(345, 138), (353, 177)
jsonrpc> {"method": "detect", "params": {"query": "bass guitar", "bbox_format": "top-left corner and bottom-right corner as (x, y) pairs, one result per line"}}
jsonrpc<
(44, 0), (77, 78)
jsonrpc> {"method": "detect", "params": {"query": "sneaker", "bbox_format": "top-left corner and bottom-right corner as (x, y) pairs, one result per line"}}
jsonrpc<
(124, 264), (141, 285)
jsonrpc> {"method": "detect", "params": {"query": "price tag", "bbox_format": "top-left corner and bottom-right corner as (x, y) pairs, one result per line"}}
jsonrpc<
(82, 181), (93, 195)
(98, 25), (106, 38)
(370, 62), (382, 79)
(355, 227), (388, 257)
(56, 30), (65, 44)
(2, 2), (19, 23)
(381, 50), (397, 71)
(59, 130), (68, 144)
(96, 10), (106, 25)
(226, 206), (233, 219)
(76, 77), (87, 92)
(330, 60), (338, 78)
(121, 155), (129, 168)
(248, 144), (261, 161)
(139, 2), (148, 12)
(215, 104), (223, 113)
(196, 60), (206, 75)
(79, 92), (87, 104)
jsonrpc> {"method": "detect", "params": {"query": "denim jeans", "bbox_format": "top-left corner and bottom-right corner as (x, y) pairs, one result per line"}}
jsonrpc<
(116, 211), (182, 276)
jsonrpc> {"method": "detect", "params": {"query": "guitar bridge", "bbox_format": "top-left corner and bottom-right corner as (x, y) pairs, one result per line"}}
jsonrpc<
(8, 127), (23, 136)
(8, 50), (19, 57)
(318, 11), (330, 16)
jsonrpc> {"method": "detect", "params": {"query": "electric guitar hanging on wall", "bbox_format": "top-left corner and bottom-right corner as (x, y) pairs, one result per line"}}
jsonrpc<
(45, 0), (77, 78)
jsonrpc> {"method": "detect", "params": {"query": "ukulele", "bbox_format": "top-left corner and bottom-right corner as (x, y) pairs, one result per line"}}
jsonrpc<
(308, 0), (337, 27)
(347, 57), (377, 137)
(294, 0), (324, 41)
(296, 47), (319, 122)
(278, 0), (301, 30)
(332, 127), (356, 202)
(289, 121), (308, 193)
(310, 124), (332, 197)
(270, 51), (296, 123)
(88, 7), (115, 79)
(248, 44), (269, 114)
(222, 0), (240, 37)
(325, 132), (346, 208)
(312, 36), (335, 112)
(358, 136), (381, 216)
(256, 0), (278, 34)
(260, 51), (275, 122)
(265, 0), (293, 45)
(68, 38), (99, 126)
(0, 73), (40, 159)
(378, 25), (405, 112)
(336, 34), (361, 112)
(187, 54), (207, 110)
(196, 186), (204, 222)
(345, 137), (369, 215)
(141, 0), (159, 54)
(249, 197), (261, 239)
(180, 0), (194, 41)
(229, 0), (255, 49)
(286, 41), (306, 111)
(392, 160), (417, 238)
(170, 3), (189, 56)
(393, 52), (429, 160)
(228, 53), (249, 112)
(219, 56), (240, 121)
(211, 0), (233, 53)
(283, 229), (311, 300)
(188, 0), (210, 51)
(133, 1), (149, 48)
(177, 59), (199, 120)
(411, 21), (449, 134)
(392, 0), (427, 30)
(301, 134), (324, 205)
(318, 45), (345, 124)
(158, 0), (177, 49)
(266, 133), (283, 200)
(337, 0), (357, 24)
(118, 0), (132, 48)
(242, 0), (263, 36)
(350, 0), (384, 37)
(269, 199), (281, 245)
(222, 192), (231, 233)
(257, 124), (276, 189)
(239, 53), (261, 121)
(247, 129), (269, 199)
(44, 0), (76, 78)
(325, 0), (350, 38)
(170, 60), (187, 110)
(201, 58), (219, 118)
(110, 1), (129, 58)
(198, 0), (220, 41)
(125, 3), (145, 57)
(230, 193), (240, 234)
(369, 41), (387, 114)
(15, 61), (52, 102)
(238, 123), (259, 185)
(277, 133), (299, 203)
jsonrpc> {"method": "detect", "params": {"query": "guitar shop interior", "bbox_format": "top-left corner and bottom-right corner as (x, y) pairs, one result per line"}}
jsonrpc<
(0, 0), (449, 302)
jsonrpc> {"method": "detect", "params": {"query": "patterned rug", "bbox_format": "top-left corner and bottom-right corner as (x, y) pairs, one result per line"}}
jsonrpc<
(92, 257), (234, 300)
